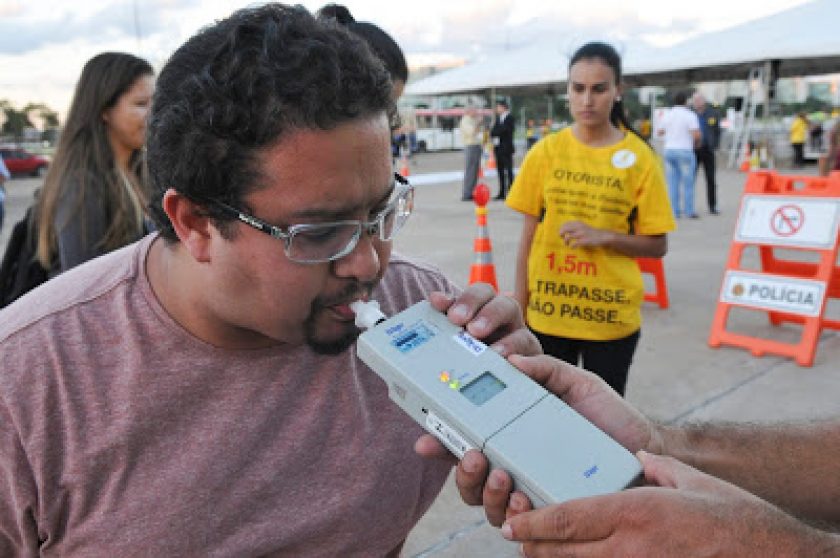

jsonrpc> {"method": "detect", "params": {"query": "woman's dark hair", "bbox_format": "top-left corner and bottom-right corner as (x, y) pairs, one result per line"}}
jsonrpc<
(674, 90), (689, 106)
(569, 41), (647, 144)
(146, 4), (395, 242)
(317, 4), (408, 84)
(36, 52), (154, 267)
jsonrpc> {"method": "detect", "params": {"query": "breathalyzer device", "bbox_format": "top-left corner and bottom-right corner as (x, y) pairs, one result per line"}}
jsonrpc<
(352, 299), (641, 508)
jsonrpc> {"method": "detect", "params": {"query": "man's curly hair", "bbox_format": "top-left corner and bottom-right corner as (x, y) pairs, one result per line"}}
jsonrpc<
(147, 3), (396, 241)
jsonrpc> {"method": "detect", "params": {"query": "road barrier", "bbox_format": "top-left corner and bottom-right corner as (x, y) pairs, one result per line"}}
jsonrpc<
(708, 171), (840, 366)
(637, 257), (669, 309)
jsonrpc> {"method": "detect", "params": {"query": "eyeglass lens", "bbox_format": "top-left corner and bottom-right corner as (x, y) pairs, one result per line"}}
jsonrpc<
(287, 186), (412, 263)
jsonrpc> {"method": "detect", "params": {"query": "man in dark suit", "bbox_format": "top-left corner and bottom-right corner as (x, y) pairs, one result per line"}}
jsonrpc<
(490, 99), (515, 200)
(692, 92), (721, 215)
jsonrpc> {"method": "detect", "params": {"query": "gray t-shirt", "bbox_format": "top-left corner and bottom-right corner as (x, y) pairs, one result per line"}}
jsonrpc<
(0, 234), (457, 556)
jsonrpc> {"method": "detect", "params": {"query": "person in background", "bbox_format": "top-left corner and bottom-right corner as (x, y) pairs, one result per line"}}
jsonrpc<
(450, 354), (840, 556)
(525, 119), (539, 150)
(35, 52), (154, 275)
(541, 118), (553, 139)
(0, 5), (539, 555)
(691, 92), (721, 215)
(789, 111), (809, 168)
(459, 105), (483, 201)
(401, 105), (419, 159)
(317, 4), (408, 100)
(490, 99), (515, 200)
(819, 120), (840, 176)
(638, 116), (652, 141)
(659, 90), (701, 219)
(505, 41), (675, 396)
(0, 154), (9, 231)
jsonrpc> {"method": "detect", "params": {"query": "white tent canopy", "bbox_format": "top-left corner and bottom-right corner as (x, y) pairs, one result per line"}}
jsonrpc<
(405, 0), (840, 96)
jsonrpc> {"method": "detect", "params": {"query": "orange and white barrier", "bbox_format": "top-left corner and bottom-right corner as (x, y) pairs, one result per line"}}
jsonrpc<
(708, 171), (840, 366)
(637, 257), (669, 309)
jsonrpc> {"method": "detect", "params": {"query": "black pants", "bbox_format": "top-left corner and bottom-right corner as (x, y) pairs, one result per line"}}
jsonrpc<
(494, 147), (514, 199)
(694, 145), (717, 212)
(533, 329), (641, 396)
(792, 142), (805, 167)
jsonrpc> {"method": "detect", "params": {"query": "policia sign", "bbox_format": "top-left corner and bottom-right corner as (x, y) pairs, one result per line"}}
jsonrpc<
(721, 271), (824, 317)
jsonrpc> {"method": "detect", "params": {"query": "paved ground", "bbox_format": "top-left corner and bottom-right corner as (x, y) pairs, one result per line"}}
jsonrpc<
(2, 151), (838, 557)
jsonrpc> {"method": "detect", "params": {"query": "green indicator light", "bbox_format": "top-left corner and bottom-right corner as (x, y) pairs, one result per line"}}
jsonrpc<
(449, 380), (460, 389)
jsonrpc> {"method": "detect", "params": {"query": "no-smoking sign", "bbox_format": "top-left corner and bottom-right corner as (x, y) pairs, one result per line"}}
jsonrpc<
(736, 195), (840, 249)
(770, 204), (804, 237)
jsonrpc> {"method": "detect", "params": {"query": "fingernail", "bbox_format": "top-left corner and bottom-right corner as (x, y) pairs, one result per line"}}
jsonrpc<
(488, 471), (503, 490)
(501, 522), (513, 540)
(471, 316), (488, 332)
(462, 455), (478, 473)
(450, 304), (468, 320)
(490, 343), (506, 355)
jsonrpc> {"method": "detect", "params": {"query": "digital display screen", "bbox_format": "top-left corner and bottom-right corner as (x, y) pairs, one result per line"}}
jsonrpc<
(459, 372), (506, 406)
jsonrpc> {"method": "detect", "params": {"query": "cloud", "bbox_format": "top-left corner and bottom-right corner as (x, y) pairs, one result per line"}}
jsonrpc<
(391, 5), (701, 64)
(0, 0), (200, 55)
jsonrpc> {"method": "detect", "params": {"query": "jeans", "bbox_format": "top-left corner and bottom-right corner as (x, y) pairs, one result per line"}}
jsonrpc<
(665, 149), (697, 217)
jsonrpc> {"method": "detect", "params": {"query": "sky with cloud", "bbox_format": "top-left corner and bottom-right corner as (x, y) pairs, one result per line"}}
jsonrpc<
(0, 0), (809, 120)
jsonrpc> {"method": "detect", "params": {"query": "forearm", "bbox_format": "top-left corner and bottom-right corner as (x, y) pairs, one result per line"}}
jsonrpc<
(514, 216), (538, 318)
(514, 245), (529, 318)
(658, 420), (840, 523)
(603, 232), (666, 258)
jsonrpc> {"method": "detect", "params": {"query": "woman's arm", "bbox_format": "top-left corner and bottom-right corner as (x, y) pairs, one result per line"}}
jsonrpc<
(558, 221), (667, 259)
(514, 214), (539, 319)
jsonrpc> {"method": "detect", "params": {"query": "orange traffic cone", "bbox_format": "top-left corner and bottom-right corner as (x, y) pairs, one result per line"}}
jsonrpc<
(399, 153), (410, 177)
(468, 183), (499, 291)
(486, 147), (496, 170)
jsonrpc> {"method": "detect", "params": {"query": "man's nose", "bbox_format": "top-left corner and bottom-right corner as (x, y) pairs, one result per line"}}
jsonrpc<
(331, 229), (382, 283)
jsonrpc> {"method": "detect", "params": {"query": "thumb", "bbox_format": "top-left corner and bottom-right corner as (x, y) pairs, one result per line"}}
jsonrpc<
(638, 450), (704, 489)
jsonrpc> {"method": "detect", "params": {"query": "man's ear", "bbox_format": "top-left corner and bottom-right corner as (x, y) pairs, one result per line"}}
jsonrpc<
(161, 188), (215, 263)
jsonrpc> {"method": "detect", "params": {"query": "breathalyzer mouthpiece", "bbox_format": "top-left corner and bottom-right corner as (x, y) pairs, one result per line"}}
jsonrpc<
(350, 299), (387, 330)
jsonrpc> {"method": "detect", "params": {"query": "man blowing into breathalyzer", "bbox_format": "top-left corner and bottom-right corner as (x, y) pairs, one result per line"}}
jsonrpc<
(0, 4), (541, 555)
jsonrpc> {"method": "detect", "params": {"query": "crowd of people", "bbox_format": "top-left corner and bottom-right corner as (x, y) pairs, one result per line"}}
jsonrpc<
(0, 3), (838, 557)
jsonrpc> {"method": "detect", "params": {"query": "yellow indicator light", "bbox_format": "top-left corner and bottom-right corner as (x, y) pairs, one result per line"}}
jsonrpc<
(439, 371), (450, 383)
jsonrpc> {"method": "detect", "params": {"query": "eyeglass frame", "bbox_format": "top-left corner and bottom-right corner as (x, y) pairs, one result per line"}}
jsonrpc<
(199, 172), (414, 264)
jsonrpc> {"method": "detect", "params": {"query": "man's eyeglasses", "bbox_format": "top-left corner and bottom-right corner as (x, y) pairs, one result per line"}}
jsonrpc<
(206, 173), (414, 264)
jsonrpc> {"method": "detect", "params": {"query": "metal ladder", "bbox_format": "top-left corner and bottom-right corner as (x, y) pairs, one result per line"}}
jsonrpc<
(727, 66), (764, 168)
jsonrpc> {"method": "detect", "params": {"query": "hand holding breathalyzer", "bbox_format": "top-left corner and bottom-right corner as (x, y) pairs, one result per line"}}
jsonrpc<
(445, 354), (660, 526)
(355, 288), (641, 522)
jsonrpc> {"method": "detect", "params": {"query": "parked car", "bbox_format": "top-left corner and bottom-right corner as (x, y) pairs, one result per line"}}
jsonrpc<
(0, 147), (50, 177)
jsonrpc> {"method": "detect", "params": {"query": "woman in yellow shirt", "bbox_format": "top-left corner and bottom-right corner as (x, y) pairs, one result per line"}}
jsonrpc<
(789, 112), (809, 168)
(506, 42), (676, 395)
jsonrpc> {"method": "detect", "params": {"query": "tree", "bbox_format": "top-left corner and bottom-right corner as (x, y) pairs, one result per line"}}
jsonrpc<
(24, 103), (60, 129)
(0, 100), (33, 139)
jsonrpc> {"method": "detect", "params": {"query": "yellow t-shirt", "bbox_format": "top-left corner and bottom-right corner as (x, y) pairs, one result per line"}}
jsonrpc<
(506, 128), (676, 341)
(790, 117), (808, 144)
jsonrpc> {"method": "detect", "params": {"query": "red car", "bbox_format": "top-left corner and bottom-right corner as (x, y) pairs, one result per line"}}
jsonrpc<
(0, 148), (50, 177)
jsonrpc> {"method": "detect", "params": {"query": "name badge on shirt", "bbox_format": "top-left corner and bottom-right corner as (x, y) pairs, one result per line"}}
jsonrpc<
(492, 137), (500, 146)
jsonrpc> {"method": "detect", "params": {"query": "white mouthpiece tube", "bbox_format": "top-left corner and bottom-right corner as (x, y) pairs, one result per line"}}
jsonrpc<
(350, 300), (386, 330)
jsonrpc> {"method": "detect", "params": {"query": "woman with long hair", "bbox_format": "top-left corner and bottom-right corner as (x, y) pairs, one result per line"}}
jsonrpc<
(36, 52), (154, 274)
(506, 42), (676, 396)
